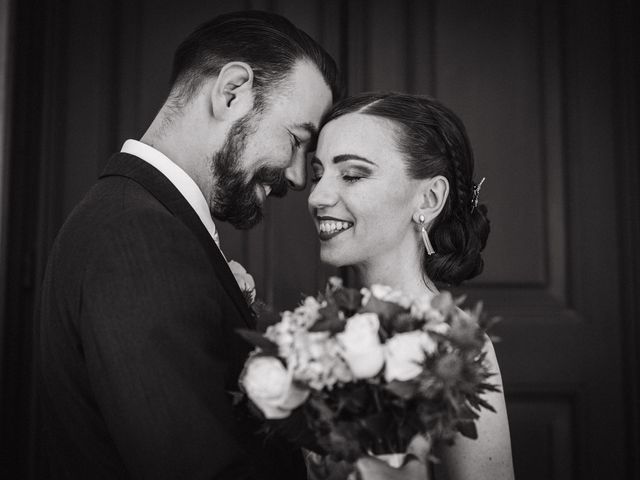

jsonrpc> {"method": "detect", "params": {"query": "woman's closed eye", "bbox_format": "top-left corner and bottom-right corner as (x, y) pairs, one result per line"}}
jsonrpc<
(310, 168), (370, 184)
(342, 174), (362, 183)
(341, 168), (371, 183)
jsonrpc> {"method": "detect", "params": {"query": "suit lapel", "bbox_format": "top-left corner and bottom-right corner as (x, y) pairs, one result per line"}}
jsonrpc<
(100, 152), (256, 329)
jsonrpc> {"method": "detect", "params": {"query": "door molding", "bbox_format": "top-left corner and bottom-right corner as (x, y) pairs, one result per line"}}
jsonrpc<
(614, 0), (640, 476)
(0, 0), (13, 378)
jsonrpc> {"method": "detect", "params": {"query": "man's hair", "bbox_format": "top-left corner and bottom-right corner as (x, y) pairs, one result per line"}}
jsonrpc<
(169, 10), (343, 111)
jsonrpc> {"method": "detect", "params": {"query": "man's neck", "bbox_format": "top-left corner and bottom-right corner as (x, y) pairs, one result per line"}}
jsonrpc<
(140, 111), (216, 202)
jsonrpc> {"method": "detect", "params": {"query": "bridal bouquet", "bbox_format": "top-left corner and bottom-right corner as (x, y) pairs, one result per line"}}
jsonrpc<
(238, 278), (499, 463)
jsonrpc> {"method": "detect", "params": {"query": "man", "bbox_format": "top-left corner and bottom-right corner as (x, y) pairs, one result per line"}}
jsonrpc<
(38, 11), (339, 479)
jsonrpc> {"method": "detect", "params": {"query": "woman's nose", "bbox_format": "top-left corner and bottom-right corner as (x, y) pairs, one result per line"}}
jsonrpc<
(308, 175), (338, 210)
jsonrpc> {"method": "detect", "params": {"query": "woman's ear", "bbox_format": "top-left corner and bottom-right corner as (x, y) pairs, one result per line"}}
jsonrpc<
(209, 61), (255, 121)
(414, 175), (449, 226)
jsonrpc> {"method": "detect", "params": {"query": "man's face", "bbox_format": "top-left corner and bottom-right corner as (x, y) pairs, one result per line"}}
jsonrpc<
(210, 60), (333, 229)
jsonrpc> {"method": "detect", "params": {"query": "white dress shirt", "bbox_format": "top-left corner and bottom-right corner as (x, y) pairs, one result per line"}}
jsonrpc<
(120, 139), (222, 249)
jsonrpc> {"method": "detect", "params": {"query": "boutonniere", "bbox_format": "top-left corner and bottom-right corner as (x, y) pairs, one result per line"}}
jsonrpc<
(228, 260), (256, 306)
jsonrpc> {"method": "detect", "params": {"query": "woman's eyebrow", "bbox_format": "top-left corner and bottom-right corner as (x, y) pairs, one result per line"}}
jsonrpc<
(333, 154), (378, 166)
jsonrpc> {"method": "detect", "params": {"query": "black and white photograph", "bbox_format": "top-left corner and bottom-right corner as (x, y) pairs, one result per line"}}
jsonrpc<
(0, 1), (638, 479)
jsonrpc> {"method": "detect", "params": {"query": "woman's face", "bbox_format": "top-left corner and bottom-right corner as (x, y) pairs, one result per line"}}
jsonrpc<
(308, 113), (421, 268)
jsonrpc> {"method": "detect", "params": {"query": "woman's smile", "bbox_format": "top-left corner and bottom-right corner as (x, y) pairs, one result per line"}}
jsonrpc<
(316, 216), (354, 241)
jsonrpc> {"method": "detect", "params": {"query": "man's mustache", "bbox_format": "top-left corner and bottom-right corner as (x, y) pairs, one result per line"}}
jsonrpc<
(254, 167), (288, 197)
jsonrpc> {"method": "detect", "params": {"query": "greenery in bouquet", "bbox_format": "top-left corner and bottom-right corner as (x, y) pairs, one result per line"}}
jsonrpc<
(238, 278), (500, 463)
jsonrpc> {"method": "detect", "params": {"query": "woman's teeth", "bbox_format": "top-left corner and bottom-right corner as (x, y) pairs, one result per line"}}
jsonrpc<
(319, 221), (352, 233)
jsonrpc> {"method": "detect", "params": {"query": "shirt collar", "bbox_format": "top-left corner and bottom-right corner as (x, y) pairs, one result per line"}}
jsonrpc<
(120, 139), (221, 249)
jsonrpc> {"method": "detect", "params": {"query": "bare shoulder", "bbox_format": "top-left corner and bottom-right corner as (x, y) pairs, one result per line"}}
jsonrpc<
(436, 310), (515, 480)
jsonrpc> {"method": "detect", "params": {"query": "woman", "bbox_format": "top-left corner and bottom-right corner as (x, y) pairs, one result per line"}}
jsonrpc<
(307, 92), (515, 480)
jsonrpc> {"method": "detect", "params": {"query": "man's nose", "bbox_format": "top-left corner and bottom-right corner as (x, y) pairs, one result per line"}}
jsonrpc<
(285, 155), (307, 191)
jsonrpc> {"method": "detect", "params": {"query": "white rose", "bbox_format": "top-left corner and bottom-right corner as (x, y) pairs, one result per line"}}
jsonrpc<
(303, 296), (322, 310)
(337, 313), (385, 379)
(426, 321), (450, 335)
(384, 331), (436, 382)
(360, 287), (372, 306)
(370, 284), (394, 299)
(241, 356), (309, 419)
(228, 260), (256, 304)
(288, 331), (355, 390)
(292, 296), (322, 328)
(369, 284), (412, 308)
(410, 292), (443, 321)
(265, 321), (295, 357)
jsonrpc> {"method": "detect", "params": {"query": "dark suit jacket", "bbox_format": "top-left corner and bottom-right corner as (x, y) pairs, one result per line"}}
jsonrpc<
(38, 153), (306, 479)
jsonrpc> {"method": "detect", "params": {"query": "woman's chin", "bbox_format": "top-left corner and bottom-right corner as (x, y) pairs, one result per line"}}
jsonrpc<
(319, 248), (349, 267)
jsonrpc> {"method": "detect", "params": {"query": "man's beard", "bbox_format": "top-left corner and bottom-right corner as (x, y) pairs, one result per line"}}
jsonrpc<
(209, 112), (289, 230)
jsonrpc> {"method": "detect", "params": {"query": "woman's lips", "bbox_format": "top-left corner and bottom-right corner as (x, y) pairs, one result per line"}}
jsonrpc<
(318, 230), (348, 241)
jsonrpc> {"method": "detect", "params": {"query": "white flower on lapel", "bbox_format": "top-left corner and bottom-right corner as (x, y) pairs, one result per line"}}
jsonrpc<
(228, 260), (256, 305)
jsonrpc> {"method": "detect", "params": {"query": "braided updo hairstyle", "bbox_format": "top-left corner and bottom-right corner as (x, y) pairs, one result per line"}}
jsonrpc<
(321, 92), (490, 286)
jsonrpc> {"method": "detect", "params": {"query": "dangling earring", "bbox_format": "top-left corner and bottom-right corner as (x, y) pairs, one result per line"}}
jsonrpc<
(418, 214), (435, 256)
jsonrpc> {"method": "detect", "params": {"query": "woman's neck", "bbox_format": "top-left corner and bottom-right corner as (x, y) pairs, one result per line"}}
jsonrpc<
(353, 253), (438, 299)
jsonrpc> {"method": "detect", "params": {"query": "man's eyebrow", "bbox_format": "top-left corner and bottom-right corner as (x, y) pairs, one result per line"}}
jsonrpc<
(292, 122), (319, 137)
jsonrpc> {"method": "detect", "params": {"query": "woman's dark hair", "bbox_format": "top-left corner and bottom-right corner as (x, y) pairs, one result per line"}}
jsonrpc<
(169, 10), (343, 111)
(323, 92), (490, 286)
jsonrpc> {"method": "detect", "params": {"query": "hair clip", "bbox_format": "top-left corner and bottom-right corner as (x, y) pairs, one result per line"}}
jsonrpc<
(470, 177), (486, 212)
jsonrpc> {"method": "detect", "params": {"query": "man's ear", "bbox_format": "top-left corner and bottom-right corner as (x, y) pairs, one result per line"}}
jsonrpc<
(210, 62), (255, 121)
(413, 176), (449, 226)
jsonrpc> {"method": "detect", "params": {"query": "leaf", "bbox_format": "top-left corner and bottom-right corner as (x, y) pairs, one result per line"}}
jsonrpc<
(385, 380), (419, 400)
(309, 300), (346, 334)
(359, 412), (394, 440)
(328, 422), (365, 462)
(308, 316), (346, 334)
(456, 419), (478, 439)
(360, 295), (407, 331)
(252, 301), (282, 333)
(457, 404), (480, 420)
(480, 315), (502, 332)
(307, 395), (336, 425)
(332, 287), (363, 313)
(431, 291), (456, 313)
(478, 381), (501, 393)
(467, 389), (497, 412)
(236, 329), (279, 355)
(448, 314), (484, 349)
(320, 298), (341, 319)
(335, 382), (371, 414)
(391, 312), (420, 333)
